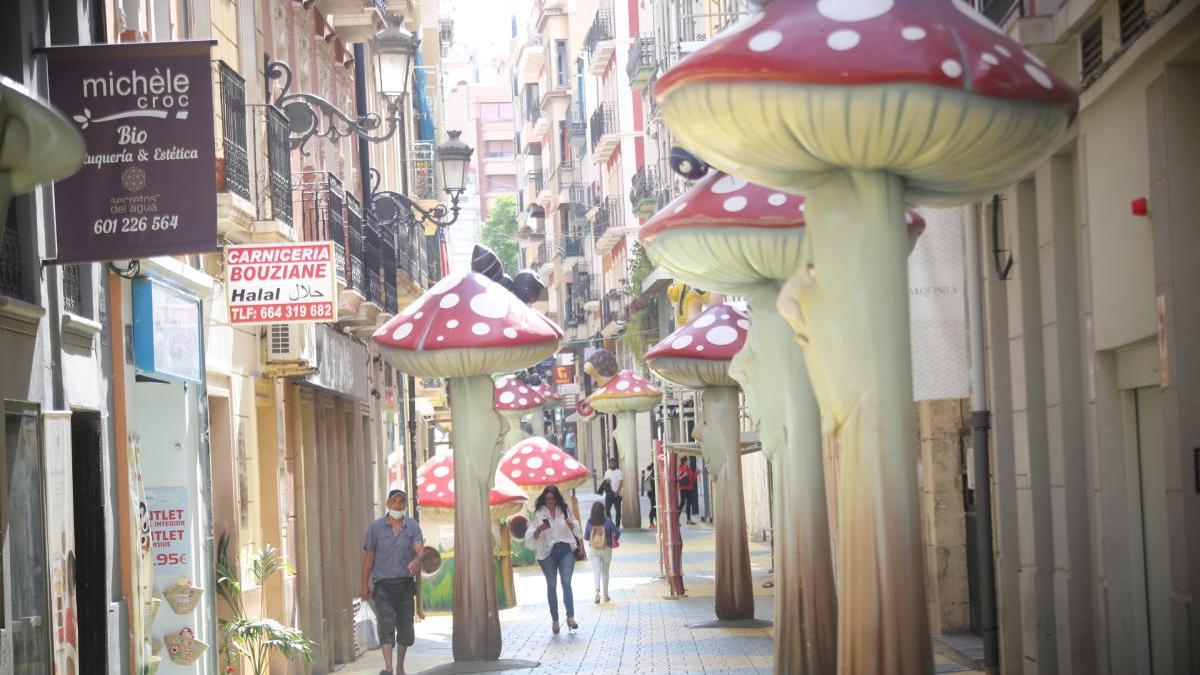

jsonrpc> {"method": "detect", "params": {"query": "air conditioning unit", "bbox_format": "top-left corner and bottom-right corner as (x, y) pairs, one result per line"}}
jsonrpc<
(261, 324), (318, 377)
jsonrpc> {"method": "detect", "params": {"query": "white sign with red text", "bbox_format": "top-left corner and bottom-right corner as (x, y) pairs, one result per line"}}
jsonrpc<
(226, 242), (338, 325)
(145, 486), (191, 570)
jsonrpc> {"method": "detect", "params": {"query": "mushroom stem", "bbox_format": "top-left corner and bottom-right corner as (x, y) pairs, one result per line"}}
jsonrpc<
(449, 374), (506, 662)
(502, 414), (527, 451)
(778, 169), (933, 674)
(740, 285), (837, 675)
(699, 385), (755, 620)
(614, 412), (643, 529)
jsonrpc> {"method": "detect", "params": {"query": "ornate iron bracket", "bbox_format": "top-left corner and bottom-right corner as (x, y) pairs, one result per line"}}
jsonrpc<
(265, 60), (401, 155)
(369, 167), (462, 230)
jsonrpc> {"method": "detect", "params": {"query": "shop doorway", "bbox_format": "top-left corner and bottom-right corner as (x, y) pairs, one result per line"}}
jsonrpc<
(70, 411), (106, 674)
(2, 404), (52, 674)
(1125, 385), (1170, 674)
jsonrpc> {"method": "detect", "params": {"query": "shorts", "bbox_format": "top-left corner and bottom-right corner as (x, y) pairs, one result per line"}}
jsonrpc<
(373, 577), (416, 647)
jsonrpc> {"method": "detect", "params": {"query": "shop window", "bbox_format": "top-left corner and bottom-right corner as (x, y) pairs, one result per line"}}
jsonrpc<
(2, 404), (52, 673)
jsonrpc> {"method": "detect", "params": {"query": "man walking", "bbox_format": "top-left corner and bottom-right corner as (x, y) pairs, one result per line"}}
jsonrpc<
(361, 489), (427, 675)
(677, 460), (697, 525)
(601, 457), (623, 528)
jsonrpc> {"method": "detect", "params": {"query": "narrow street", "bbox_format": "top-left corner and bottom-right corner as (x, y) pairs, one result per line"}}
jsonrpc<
(342, 498), (985, 675)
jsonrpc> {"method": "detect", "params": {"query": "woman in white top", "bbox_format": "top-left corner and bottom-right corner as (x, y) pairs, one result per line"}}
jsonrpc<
(525, 485), (583, 633)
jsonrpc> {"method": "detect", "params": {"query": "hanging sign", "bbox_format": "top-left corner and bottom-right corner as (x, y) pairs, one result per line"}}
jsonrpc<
(908, 207), (969, 400)
(225, 242), (338, 325)
(43, 41), (217, 263)
(553, 364), (576, 385)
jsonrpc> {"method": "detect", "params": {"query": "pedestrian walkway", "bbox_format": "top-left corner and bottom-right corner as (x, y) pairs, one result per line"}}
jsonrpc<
(341, 495), (985, 674)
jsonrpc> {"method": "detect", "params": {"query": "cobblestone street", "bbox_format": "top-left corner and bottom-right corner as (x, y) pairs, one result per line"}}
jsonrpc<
(341, 497), (985, 674)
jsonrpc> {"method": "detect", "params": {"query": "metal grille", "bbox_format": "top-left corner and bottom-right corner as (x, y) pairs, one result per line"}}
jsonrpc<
(218, 62), (251, 202)
(381, 228), (398, 313)
(1118, 0), (1146, 44)
(630, 166), (662, 208)
(347, 194), (365, 292)
(266, 106), (294, 226)
(979, 0), (1023, 26)
(296, 171), (347, 284)
(590, 103), (616, 151)
(1080, 19), (1103, 82)
(1, 202), (26, 299)
(364, 217), (383, 307)
(268, 323), (293, 357)
(62, 265), (84, 315)
(626, 35), (657, 81)
(584, 9), (613, 56)
(409, 141), (438, 201)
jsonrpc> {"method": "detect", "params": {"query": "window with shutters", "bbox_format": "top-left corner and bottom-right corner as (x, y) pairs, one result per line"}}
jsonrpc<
(1081, 19), (1103, 82)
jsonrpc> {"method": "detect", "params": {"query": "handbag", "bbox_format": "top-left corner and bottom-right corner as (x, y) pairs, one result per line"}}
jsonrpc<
(574, 536), (587, 561)
(163, 577), (204, 615)
(164, 627), (208, 665)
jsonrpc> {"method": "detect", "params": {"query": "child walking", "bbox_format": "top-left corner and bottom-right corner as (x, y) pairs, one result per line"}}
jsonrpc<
(587, 501), (620, 603)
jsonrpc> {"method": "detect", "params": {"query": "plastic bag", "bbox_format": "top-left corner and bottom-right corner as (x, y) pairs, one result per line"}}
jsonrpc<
(354, 600), (379, 651)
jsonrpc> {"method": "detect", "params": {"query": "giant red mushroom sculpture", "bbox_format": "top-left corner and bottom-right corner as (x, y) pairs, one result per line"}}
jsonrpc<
(493, 375), (545, 449)
(640, 171), (832, 671)
(653, 3), (1077, 672)
(645, 302), (758, 623)
(586, 370), (661, 529)
(373, 271), (560, 664)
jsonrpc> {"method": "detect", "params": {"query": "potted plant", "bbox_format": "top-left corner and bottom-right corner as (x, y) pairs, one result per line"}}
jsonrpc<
(215, 534), (316, 675)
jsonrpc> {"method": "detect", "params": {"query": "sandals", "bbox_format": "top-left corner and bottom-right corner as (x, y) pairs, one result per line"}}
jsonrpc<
(552, 620), (560, 634)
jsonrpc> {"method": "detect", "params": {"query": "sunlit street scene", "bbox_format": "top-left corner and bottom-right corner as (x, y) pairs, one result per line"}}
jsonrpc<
(1, 0), (1197, 674)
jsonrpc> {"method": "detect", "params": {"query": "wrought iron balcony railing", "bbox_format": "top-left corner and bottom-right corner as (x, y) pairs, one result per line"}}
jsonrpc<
(409, 141), (438, 202)
(626, 35), (657, 86)
(216, 61), (250, 203)
(584, 9), (614, 56)
(589, 103), (617, 151)
(295, 171), (352, 286)
(265, 106), (293, 226)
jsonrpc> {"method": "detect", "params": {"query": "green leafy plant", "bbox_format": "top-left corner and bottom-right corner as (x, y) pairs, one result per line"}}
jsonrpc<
(479, 195), (520, 273)
(215, 534), (315, 675)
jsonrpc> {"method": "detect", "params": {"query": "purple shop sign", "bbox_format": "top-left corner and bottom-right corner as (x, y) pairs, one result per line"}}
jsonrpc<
(43, 41), (218, 264)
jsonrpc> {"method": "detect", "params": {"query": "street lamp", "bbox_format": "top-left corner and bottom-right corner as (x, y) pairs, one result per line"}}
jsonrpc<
(372, 22), (419, 101)
(267, 21), (420, 155)
(371, 130), (474, 233)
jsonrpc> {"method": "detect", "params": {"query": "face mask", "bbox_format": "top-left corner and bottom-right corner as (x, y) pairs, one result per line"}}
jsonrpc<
(387, 509), (404, 519)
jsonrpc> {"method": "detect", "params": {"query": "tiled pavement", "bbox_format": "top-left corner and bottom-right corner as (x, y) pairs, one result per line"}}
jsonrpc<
(340, 495), (984, 675)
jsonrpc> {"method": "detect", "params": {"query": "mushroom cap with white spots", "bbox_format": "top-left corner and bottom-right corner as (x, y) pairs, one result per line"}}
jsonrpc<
(535, 382), (564, 408)
(588, 369), (662, 414)
(415, 454), (527, 519)
(639, 171), (924, 293)
(645, 302), (750, 387)
(493, 375), (546, 412)
(652, 0), (1079, 205)
(373, 271), (563, 378)
(499, 436), (590, 495)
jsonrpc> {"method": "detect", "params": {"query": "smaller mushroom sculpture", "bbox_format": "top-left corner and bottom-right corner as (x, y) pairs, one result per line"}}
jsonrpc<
(373, 270), (560, 664)
(493, 375), (545, 448)
(645, 302), (756, 622)
(500, 436), (591, 562)
(533, 379), (563, 437)
(586, 370), (662, 528)
(416, 454), (528, 609)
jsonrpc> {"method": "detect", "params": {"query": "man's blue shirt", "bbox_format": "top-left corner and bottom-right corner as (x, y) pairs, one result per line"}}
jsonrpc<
(363, 515), (424, 583)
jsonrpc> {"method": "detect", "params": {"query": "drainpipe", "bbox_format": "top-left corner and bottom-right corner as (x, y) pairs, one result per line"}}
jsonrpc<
(964, 202), (999, 672)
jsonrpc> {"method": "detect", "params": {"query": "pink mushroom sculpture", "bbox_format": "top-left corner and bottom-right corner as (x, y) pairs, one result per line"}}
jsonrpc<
(500, 436), (590, 497)
(653, 3), (1077, 672)
(416, 454), (527, 521)
(494, 375), (545, 449)
(586, 370), (661, 528)
(645, 302), (756, 621)
(373, 271), (561, 664)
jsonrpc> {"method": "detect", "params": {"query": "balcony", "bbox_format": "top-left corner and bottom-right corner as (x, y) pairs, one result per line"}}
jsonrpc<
(565, 182), (591, 218)
(567, 105), (588, 137)
(590, 103), (619, 164)
(534, 0), (567, 31)
(585, 9), (616, 75)
(318, 0), (382, 43)
(517, 34), (546, 80)
(630, 165), (663, 219)
(592, 195), (625, 252)
(294, 171), (364, 317)
(979, 0), (1024, 26)
(409, 141), (438, 202)
(561, 233), (583, 258)
(626, 35), (657, 92)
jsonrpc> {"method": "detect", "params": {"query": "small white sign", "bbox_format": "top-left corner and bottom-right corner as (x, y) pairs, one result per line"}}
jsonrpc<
(908, 208), (969, 401)
(145, 486), (191, 570)
(226, 242), (338, 325)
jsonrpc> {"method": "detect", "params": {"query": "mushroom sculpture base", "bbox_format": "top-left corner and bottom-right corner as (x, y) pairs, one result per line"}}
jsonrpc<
(450, 375), (507, 663)
(613, 413), (643, 529)
(731, 287), (836, 675)
(777, 170), (931, 674)
(698, 385), (755, 621)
